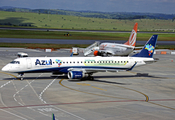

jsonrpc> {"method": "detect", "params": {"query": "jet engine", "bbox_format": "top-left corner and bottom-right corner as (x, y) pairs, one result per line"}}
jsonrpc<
(68, 71), (86, 79)
(94, 50), (102, 56)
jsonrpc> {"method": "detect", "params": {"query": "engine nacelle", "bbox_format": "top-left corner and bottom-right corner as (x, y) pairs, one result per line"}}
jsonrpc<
(68, 71), (86, 79)
(94, 50), (102, 56)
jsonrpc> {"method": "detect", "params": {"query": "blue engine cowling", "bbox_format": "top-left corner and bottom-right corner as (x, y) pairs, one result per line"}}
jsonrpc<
(68, 71), (86, 79)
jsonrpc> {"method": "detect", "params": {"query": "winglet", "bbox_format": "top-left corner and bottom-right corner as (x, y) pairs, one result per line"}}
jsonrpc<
(124, 23), (138, 47)
(52, 113), (55, 120)
(132, 35), (158, 58)
(126, 62), (137, 71)
(70, 52), (74, 57)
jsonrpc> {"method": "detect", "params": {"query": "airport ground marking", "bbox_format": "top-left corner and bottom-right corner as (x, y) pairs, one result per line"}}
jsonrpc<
(12, 81), (25, 106)
(0, 109), (28, 120)
(148, 101), (175, 111)
(0, 71), (19, 79)
(25, 73), (56, 120)
(76, 83), (107, 91)
(37, 78), (86, 120)
(11, 73), (52, 120)
(59, 79), (127, 99)
(1, 99), (175, 109)
(0, 78), (35, 120)
(26, 73), (44, 103)
(39, 77), (58, 104)
(89, 79), (149, 102)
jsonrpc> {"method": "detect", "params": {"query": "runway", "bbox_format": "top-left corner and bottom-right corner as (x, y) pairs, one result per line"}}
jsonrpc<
(0, 48), (175, 120)
(0, 38), (175, 45)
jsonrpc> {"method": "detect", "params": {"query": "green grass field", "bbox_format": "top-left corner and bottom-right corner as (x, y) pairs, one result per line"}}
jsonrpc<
(0, 42), (174, 50)
(0, 29), (175, 49)
(0, 11), (175, 31)
(0, 11), (175, 49)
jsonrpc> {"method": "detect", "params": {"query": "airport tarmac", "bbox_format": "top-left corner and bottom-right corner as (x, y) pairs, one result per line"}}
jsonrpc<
(0, 47), (175, 120)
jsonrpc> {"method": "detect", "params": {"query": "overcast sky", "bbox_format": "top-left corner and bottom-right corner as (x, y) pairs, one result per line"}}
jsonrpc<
(0, 0), (175, 14)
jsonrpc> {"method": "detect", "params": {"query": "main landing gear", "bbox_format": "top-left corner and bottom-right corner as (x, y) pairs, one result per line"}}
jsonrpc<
(87, 73), (94, 80)
(18, 73), (24, 81)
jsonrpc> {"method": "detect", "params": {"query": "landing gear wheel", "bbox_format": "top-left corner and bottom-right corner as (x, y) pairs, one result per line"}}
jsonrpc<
(90, 76), (94, 80)
(87, 75), (94, 80)
(18, 73), (24, 81)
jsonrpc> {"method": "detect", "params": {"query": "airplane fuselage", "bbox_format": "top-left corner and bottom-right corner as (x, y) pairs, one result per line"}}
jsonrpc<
(2, 56), (151, 73)
(99, 43), (135, 56)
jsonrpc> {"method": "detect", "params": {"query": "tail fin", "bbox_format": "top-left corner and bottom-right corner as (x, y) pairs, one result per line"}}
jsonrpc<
(124, 23), (138, 47)
(52, 113), (55, 120)
(132, 35), (158, 58)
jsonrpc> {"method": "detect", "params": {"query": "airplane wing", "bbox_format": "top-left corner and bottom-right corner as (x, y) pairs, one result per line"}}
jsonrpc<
(68, 63), (137, 73)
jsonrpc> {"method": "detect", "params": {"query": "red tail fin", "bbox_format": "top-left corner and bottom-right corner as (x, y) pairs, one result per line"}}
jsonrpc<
(124, 23), (138, 47)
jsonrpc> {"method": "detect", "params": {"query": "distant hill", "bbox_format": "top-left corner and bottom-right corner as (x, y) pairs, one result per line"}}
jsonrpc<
(0, 7), (175, 31)
(0, 6), (175, 20)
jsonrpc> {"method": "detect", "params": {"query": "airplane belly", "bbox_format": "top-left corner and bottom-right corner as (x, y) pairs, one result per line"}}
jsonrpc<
(115, 48), (133, 56)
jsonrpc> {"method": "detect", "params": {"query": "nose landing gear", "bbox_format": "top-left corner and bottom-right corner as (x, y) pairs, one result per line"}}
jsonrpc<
(18, 73), (24, 81)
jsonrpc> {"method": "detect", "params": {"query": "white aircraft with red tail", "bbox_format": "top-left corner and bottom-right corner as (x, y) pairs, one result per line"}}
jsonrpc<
(93, 23), (138, 56)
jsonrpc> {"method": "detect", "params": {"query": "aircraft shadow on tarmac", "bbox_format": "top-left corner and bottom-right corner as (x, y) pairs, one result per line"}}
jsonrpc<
(68, 74), (164, 85)
(2, 73), (165, 81)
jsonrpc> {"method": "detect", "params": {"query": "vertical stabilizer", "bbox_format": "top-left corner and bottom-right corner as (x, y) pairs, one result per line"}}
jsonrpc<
(124, 23), (138, 47)
(132, 35), (158, 58)
(52, 113), (55, 120)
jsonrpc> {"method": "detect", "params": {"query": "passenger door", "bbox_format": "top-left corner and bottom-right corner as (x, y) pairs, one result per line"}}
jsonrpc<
(26, 58), (32, 69)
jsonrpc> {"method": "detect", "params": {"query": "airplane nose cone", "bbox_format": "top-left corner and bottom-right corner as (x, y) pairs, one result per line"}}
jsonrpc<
(1, 65), (9, 72)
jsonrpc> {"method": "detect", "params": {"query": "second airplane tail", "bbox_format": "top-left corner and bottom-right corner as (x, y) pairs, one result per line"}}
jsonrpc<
(124, 22), (138, 47)
(132, 35), (158, 58)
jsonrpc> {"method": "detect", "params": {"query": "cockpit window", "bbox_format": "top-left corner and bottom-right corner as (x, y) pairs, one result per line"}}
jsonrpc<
(10, 61), (20, 64)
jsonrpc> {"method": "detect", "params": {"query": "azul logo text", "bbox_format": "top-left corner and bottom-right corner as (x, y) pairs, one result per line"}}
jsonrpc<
(35, 59), (52, 65)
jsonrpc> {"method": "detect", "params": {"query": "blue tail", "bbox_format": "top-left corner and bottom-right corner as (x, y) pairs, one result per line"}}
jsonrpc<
(132, 35), (158, 58)
(52, 113), (55, 120)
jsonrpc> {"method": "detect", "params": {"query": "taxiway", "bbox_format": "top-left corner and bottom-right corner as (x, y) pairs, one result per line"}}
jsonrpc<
(0, 47), (175, 120)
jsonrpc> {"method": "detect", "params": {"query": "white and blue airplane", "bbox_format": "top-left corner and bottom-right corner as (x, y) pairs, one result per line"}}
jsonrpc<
(1, 35), (158, 80)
